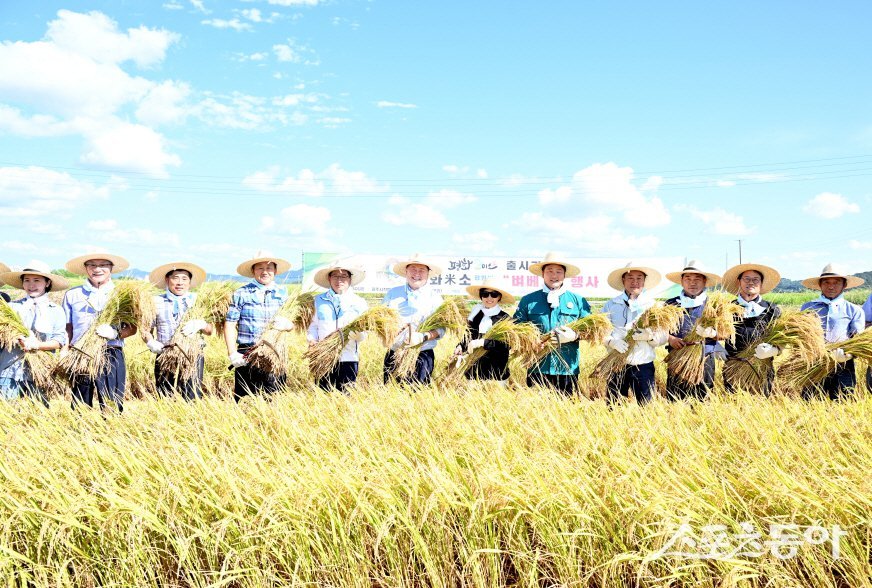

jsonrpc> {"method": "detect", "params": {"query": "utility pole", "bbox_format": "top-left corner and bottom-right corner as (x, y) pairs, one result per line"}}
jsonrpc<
(736, 239), (743, 264)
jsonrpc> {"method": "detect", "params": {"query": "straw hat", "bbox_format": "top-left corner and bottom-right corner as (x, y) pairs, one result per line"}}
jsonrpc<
(149, 261), (207, 288)
(721, 263), (781, 295)
(528, 252), (581, 278)
(0, 262), (9, 273)
(65, 252), (130, 275)
(236, 251), (291, 278)
(392, 253), (442, 278)
(607, 262), (661, 292)
(465, 278), (515, 304)
(0, 260), (69, 291)
(313, 260), (366, 289)
(665, 260), (721, 286)
(801, 263), (864, 291)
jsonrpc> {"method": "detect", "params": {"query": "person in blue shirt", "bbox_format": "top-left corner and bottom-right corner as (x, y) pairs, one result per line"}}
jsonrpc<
(0, 261), (69, 406)
(513, 252), (591, 397)
(800, 264), (865, 400)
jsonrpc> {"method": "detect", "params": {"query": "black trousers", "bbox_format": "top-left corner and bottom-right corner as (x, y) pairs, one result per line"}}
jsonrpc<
(665, 354), (715, 401)
(318, 361), (358, 392)
(383, 349), (435, 385)
(607, 362), (656, 405)
(155, 355), (204, 400)
(71, 346), (125, 411)
(802, 359), (857, 401)
(526, 372), (578, 397)
(234, 345), (286, 402)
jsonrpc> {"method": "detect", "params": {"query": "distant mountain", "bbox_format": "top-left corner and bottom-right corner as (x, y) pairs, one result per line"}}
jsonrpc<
(773, 270), (872, 292)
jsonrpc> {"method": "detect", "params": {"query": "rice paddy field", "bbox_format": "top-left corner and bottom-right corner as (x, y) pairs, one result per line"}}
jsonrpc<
(0, 284), (870, 587)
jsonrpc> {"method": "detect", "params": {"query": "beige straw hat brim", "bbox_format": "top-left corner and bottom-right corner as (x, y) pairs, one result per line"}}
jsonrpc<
(464, 280), (515, 304)
(313, 262), (366, 289)
(528, 252), (581, 278)
(801, 268), (864, 291)
(721, 263), (781, 295)
(149, 262), (207, 288)
(606, 263), (661, 292)
(65, 252), (130, 275)
(392, 254), (442, 278)
(0, 263), (9, 273)
(237, 255), (292, 278)
(0, 269), (70, 291)
(665, 260), (721, 286)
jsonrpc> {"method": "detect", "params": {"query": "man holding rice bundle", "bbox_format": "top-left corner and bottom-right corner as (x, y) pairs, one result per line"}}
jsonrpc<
(513, 252), (591, 397)
(663, 260), (723, 401)
(307, 260), (369, 392)
(0, 261), (69, 405)
(225, 253), (293, 402)
(799, 264), (865, 400)
(63, 252), (136, 411)
(143, 262), (212, 400)
(600, 262), (668, 405)
(721, 263), (782, 395)
(382, 254), (444, 385)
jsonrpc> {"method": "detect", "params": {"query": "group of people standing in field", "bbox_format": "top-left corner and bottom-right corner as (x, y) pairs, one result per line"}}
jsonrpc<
(0, 250), (869, 409)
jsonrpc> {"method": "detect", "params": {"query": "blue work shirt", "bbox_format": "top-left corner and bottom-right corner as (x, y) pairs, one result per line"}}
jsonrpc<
(62, 281), (123, 346)
(800, 295), (865, 344)
(382, 284), (444, 351)
(226, 281), (288, 346)
(513, 287), (591, 375)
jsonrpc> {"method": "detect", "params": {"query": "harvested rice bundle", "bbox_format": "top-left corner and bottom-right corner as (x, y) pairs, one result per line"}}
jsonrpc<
(443, 319), (542, 384)
(306, 306), (399, 381)
(528, 312), (613, 369)
(246, 290), (317, 376)
(780, 328), (872, 391)
(0, 300), (57, 391)
(592, 303), (684, 379)
(157, 281), (240, 382)
(665, 291), (742, 385)
(723, 310), (825, 393)
(390, 297), (470, 380)
(58, 280), (156, 379)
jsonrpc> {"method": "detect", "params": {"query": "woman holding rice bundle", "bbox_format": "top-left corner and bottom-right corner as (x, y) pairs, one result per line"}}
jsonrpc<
(143, 262), (212, 400)
(0, 261), (69, 405)
(513, 252), (591, 397)
(225, 252), (293, 402)
(663, 260), (723, 401)
(307, 260), (369, 392)
(454, 279), (513, 383)
(600, 262), (668, 405)
(721, 263), (782, 395)
(799, 264), (865, 400)
(63, 252), (136, 411)
(382, 254), (444, 385)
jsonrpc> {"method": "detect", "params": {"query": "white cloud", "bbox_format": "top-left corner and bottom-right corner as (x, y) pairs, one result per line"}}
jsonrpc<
(267, 0), (320, 5)
(201, 18), (252, 31)
(849, 240), (872, 250)
(322, 164), (386, 194)
(570, 162), (670, 227)
(443, 164), (466, 174)
(318, 116), (350, 127)
(163, 2), (184, 10)
(0, 166), (113, 218)
(377, 100), (417, 109)
(86, 219), (180, 246)
(382, 196), (449, 229)
(717, 180), (736, 188)
(426, 189), (475, 207)
(272, 93), (319, 107)
(675, 205), (753, 236)
(452, 231), (500, 254)
(506, 212), (659, 254)
(273, 43), (299, 63)
(803, 192), (860, 219)
(240, 9), (274, 23)
(235, 52), (269, 62)
(476, 169), (488, 179)
(272, 40), (318, 65)
(189, 0), (209, 13)
(80, 121), (181, 177)
(135, 80), (191, 125)
(260, 204), (334, 238)
(242, 164), (385, 196)
(538, 186), (572, 205)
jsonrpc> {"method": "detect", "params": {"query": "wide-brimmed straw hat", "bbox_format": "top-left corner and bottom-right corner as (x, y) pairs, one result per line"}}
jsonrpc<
(0, 263), (9, 273)
(801, 263), (864, 291)
(665, 260), (721, 286)
(149, 261), (207, 288)
(392, 253), (442, 278)
(721, 263), (781, 295)
(0, 260), (69, 291)
(465, 278), (515, 304)
(313, 260), (366, 289)
(607, 262), (661, 292)
(65, 252), (129, 275)
(528, 252), (581, 278)
(236, 251), (291, 278)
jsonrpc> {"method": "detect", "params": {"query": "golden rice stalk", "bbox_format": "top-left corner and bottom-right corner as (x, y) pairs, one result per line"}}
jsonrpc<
(530, 313), (613, 368)
(390, 298), (470, 381)
(246, 290), (317, 376)
(58, 280), (157, 379)
(723, 310), (826, 394)
(443, 319), (542, 384)
(156, 281), (240, 382)
(0, 299), (58, 392)
(306, 307), (399, 381)
(592, 303), (684, 379)
(780, 328), (872, 391)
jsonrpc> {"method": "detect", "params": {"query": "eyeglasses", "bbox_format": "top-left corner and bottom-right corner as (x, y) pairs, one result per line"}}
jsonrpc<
(480, 290), (501, 299)
(740, 277), (762, 285)
(329, 272), (352, 280)
(84, 263), (113, 269)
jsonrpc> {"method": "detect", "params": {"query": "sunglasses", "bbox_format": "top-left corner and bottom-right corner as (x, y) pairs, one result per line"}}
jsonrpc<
(479, 290), (501, 299)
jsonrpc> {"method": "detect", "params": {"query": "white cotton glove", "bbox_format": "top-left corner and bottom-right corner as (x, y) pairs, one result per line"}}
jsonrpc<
(272, 316), (293, 332)
(406, 332), (427, 347)
(95, 324), (118, 339)
(695, 325), (718, 339)
(146, 339), (165, 354)
(607, 336), (630, 354)
(20, 335), (40, 351)
(830, 348), (853, 363)
(632, 328), (655, 342)
(336, 314), (354, 329)
(229, 351), (247, 368)
(348, 331), (366, 342)
(391, 331), (408, 350)
(754, 343), (780, 360)
(468, 338), (486, 351)
(551, 326), (578, 346)
(181, 319), (209, 337)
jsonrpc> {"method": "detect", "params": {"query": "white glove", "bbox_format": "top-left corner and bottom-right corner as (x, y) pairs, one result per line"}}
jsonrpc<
(20, 335), (40, 351)
(146, 339), (165, 354)
(695, 325), (718, 338)
(551, 326), (578, 345)
(632, 328), (654, 342)
(95, 324), (118, 339)
(830, 348), (853, 363)
(336, 314), (354, 329)
(607, 336), (630, 353)
(406, 332), (427, 347)
(348, 331), (366, 342)
(754, 343), (780, 360)
(272, 316), (293, 332)
(181, 319), (209, 337)
(229, 351), (247, 368)
(468, 338), (485, 351)
(391, 331), (408, 350)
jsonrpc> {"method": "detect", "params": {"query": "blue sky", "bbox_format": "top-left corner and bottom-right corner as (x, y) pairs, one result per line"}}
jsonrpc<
(1, 1), (871, 279)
